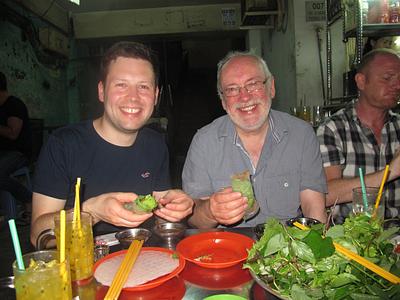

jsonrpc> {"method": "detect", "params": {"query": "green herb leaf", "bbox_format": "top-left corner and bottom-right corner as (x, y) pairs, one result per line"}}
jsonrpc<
(263, 232), (287, 257)
(303, 230), (335, 260)
(291, 239), (315, 264)
(326, 224), (344, 239)
(291, 284), (313, 300)
(376, 226), (399, 244)
(329, 272), (359, 287)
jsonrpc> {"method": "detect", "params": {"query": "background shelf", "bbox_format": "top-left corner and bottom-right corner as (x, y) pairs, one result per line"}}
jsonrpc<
(345, 24), (400, 38)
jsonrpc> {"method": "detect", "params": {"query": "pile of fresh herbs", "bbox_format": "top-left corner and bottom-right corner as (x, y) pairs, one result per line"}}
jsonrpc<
(244, 215), (400, 299)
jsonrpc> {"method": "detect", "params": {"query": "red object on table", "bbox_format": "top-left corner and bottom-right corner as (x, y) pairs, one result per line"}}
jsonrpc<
(96, 276), (185, 300)
(181, 261), (252, 290)
(176, 231), (254, 268)
(93, 247), (185, 291)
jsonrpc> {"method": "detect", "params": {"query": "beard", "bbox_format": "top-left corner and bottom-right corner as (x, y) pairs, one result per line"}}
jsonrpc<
(229, 98), (271, 133)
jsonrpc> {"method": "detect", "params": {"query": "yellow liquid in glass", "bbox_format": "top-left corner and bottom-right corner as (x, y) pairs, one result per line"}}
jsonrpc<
(55, 221), (94, 281)
(14, 258), (72, 300)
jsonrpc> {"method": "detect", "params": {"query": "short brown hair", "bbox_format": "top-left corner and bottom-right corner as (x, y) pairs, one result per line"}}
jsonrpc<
(357, 48), (400, 73)
(99, 41), (159, 86)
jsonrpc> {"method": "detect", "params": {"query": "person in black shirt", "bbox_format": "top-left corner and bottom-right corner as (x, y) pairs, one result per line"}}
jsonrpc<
(0, 71), (32, 212)
(30, 42), (194, 244)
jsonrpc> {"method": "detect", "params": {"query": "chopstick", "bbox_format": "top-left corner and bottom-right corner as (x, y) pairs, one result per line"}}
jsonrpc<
(293, 222), (400, 285)
(104, 239), (144, 300)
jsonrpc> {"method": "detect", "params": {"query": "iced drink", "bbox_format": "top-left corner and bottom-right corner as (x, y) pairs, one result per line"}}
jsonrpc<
(13, 250), (72, 300)
(54, 211), (94, 282)
(352, 187), (385, 220)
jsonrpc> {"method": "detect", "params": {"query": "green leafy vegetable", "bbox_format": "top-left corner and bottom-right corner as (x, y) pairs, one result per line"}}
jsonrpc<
(244, 215), (400, 299)
(303, 230), (335, 260)
(123, 194), (158, 213)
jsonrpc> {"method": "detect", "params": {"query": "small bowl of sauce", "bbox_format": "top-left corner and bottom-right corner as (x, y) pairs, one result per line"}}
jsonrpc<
(152, 222), (186, 239)
(115, 228), (151, 249)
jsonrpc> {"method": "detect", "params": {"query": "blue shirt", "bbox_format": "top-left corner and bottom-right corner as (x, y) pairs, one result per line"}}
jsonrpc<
(182, 110), (327, 226)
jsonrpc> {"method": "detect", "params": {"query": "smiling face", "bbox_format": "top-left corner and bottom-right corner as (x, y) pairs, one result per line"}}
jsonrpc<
(219, 56), (275, 133)
(98, 56), (158, 139)
(356, 53), (400, 110)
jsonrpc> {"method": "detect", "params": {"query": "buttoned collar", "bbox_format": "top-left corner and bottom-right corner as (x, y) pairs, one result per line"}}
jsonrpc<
(217, 110), (288, 144)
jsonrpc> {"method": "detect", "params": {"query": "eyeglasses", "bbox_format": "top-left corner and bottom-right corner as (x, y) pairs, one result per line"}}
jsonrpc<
(221, 79), (267, 97)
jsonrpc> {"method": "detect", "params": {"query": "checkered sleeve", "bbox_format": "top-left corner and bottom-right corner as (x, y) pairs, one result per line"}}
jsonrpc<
(317, 121), (345, 168)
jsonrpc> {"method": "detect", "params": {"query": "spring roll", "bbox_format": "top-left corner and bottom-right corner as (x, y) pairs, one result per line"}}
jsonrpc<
(123, 194), (158, 214)
(231, 170), (256, 209)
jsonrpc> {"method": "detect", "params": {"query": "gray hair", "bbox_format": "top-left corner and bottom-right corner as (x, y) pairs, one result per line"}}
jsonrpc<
(216, 51), (272, 99)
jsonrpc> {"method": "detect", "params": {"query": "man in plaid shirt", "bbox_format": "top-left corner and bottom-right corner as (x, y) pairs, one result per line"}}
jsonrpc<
(317, 49), (400, 222)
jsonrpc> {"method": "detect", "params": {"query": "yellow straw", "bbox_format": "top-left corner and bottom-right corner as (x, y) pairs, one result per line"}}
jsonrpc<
(104, 239), (144, 300)
(73, 177), (81, 223)
(374, 165), (390, 209)
(293, 222), (400, 284)
(59, 210), (69, 291)
(60, 210), (66, 262)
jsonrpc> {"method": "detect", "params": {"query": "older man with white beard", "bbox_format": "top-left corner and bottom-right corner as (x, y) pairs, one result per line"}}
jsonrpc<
(182, 51), (327, 228)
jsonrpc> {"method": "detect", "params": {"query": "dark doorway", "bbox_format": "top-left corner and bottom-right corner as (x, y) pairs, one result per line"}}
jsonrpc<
(154, 35), (246, 187)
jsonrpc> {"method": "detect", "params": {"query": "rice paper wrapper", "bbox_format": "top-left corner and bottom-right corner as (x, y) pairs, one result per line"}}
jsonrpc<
(94, 250), (179, 288)
(231, 170), (258, 216)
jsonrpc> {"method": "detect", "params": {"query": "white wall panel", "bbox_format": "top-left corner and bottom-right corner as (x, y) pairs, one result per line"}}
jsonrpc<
(73, 3), (241, 39)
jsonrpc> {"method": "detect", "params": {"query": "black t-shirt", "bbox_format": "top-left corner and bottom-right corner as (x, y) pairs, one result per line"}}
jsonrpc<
(33, 121), (171, 234)
(0, 96), (32, 158)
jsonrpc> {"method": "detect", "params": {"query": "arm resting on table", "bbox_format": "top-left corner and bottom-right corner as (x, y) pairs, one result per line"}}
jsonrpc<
(188, 198), (219, 229)
(30, 192), (66, 247)
(300, 189), (327, 223)
(324, 165), (388, 206)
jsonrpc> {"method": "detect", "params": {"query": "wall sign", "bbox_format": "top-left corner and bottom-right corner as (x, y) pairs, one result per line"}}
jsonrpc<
(305, 1), (326, 22)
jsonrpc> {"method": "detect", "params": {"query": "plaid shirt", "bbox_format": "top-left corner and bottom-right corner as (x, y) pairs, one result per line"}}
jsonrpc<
(317, 101), (400, 220)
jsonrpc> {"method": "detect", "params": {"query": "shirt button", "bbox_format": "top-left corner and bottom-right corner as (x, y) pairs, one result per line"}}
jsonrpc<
(284, 182), (289, 188)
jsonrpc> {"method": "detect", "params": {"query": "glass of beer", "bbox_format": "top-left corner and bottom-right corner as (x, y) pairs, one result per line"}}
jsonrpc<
(54, 211), (94, 282)
(13, 250), (72, 300)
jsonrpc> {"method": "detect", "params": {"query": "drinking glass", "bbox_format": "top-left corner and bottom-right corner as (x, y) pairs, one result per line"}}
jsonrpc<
(300, 105), (311, 123)
(352, 187), (384, 219)
(312, 105), (323, 126)
(54, 211), (94, 282)
(13, 250), (72, 300)
(290, 106), (298, 117)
